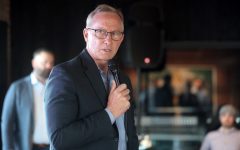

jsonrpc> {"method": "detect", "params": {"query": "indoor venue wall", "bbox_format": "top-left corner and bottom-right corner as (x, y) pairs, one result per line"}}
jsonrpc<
(2, 0), (240, 149)
(167, 49), (240, 111)
(0, 0), (10, 147)
(125, 49), (240, 113)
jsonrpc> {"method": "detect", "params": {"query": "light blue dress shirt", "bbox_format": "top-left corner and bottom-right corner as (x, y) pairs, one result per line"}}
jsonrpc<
(99, 69), (127, 150)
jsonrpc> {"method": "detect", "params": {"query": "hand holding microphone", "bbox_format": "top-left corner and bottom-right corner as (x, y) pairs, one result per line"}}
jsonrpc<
(106, 60), (131, 118)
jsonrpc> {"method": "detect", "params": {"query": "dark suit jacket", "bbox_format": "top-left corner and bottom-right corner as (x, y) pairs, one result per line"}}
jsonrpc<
(1, 76), (34, 150)
(44, 49), (139, 150)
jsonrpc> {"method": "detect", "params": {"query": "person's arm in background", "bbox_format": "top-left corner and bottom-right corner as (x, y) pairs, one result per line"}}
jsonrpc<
(1, 84), (17, 150)
(44, 67), (113, 150)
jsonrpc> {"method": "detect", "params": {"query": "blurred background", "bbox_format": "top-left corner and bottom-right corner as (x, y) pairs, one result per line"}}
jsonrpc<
(1, 0), (240, 149)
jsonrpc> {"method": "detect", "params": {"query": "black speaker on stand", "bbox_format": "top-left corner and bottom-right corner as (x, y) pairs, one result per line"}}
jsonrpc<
(120, 2), (166, 71)
(119, 2), (166, 137)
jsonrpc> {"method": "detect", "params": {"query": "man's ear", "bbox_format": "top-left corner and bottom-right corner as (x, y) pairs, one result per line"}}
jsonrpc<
(83, 28), (88, 42)
(31, 59), (35, 69)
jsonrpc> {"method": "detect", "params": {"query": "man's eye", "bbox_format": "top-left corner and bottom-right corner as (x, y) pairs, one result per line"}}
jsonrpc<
(113, 32), (121, 36)
(98, 29), (106, 34)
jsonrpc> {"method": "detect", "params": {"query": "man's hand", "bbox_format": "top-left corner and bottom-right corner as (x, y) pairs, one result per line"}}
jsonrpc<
(107, 81), (131, 118)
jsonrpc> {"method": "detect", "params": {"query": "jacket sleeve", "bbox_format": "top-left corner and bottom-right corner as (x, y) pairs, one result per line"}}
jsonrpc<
(125, 76), (139, 150)
(44, 66), (113, 150)
(1, 84), (17, 150)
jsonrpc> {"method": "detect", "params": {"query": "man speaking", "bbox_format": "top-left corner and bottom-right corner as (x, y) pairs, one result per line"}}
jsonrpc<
(44, 4), (139, 150)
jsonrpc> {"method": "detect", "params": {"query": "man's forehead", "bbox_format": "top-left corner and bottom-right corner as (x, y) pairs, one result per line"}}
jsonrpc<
(91, 13), (124, 30)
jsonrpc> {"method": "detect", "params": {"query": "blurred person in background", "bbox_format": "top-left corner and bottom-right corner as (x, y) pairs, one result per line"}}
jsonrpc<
(154, 74), (173, 107)
(1, 48), (55, 150)
(179, 80), (199, 107)
(200, 104), (240, 150)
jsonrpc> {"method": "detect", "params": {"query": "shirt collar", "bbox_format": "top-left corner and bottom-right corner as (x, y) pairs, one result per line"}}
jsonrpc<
(219, 126), (237, 133)
(30, 72), (43, 85)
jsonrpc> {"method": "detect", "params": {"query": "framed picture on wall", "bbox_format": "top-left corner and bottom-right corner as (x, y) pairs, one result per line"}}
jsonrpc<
(141, 65), (217, 116)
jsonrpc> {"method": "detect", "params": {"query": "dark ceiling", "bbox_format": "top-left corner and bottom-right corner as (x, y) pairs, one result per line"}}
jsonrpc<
(9, 0), (240, 79)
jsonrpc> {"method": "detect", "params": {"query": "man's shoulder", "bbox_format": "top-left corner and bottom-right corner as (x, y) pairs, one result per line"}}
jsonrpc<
(50, 54), (86, 81)
(5, 75), (31, 95)
(205, 128), (240, 138)
(205, 130), (221, 139)
(11, 75), (30, 87)
(54, 54), (83, 72)
(233, 128), (240, 135)
(57, 54), (81, 67)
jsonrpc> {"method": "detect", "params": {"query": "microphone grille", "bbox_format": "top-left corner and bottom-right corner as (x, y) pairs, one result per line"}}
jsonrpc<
(108, 59), (118, 72)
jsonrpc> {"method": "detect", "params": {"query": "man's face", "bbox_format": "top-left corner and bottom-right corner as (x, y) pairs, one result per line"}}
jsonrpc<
(32, 51), (55, 79)
(83, 12), (124, 64)
(220, 113), (235, 128)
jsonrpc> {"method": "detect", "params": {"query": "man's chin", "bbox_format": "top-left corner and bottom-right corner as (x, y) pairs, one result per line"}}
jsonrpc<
(222, 124), (234, 128)
(40, 72), (51, 79)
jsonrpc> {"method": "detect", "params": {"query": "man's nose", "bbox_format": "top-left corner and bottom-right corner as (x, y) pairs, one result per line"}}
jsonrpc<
(105, 32), (112, 39)
(45, 63), (53, 69)
(104, 33), (112, 44)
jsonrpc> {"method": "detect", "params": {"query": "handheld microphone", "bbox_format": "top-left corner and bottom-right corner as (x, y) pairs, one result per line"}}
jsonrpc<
(108, 59), (120, 86)
(108, 59), (128, 129)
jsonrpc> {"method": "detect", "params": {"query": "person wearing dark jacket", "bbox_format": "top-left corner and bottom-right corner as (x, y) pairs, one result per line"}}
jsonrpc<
(44, 4), (139, 150)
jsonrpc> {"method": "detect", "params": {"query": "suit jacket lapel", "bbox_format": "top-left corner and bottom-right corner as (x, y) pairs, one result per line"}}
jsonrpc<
(80, 50), (108, 107)
(25, 76), (34, 111)
(24, 76), (35, 132)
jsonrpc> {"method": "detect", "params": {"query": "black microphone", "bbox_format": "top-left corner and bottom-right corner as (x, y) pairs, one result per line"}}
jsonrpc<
(108, 59), (120, 86)
(108, 59), (128, 130)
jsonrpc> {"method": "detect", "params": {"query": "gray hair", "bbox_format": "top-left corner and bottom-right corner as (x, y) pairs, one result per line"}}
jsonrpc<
(86, 4), (124, 27)
(219, 104), (238, 117)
